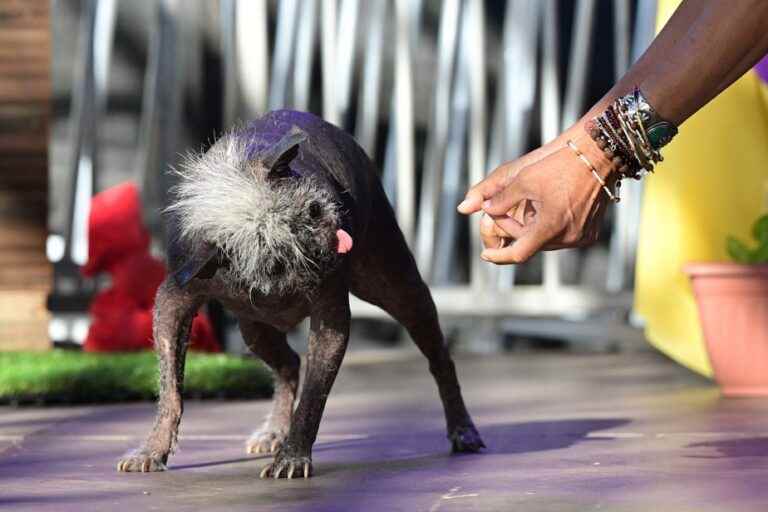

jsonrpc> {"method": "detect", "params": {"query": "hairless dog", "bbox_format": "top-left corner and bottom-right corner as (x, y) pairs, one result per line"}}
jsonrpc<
(116, 110), (484, 479)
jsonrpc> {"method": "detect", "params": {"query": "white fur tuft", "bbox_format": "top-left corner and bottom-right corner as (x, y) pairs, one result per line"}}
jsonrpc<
(166, 134), (340, 296)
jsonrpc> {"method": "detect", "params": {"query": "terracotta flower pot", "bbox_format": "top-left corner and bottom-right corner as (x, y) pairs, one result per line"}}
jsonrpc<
(685, 263), (768, 396)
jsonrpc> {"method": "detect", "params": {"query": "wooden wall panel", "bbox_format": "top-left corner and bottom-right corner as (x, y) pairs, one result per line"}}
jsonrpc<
(0, 0), (51, 350)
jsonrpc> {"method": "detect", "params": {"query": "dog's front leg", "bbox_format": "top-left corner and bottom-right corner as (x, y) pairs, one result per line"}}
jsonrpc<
(117, 278), (200, 472)
(259, 279), (350, 479)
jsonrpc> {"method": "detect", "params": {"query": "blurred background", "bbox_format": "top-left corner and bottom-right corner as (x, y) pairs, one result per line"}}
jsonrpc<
(6, 0), (659, 364)
(7, 4), (768, 506)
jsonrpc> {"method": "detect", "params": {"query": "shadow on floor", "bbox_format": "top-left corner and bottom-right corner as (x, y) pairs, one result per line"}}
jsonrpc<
(0, 490), (133, 509)
(157, 418), (633, 476)
(352, 418), (632, 455)
(172, 456), (258, 470)
(314, 418), (631, 476)
(478, 418), (631, 455)
(0, 417), (630, 486)
(687, 437), (768, 458)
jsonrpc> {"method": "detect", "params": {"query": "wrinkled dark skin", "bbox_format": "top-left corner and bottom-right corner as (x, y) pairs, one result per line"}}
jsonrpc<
(116, 110), (484, 479)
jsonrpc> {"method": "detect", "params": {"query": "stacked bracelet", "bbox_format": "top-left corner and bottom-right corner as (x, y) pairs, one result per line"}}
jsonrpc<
(583, 87), (678, 200)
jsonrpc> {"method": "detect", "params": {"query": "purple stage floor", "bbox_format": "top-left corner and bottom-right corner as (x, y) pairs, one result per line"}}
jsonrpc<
(2, 350), (767, 511)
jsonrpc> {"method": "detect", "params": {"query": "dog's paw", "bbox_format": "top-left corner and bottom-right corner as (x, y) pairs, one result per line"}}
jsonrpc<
(449, 424), (486, 453)
(117, 449), (168, 472)
(246, 428), (288, 455)
(259, 452), (312, 479)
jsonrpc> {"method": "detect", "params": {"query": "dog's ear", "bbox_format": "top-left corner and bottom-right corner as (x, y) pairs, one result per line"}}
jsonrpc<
(171, 242), (219, 287)
(261, 126), (307, 177)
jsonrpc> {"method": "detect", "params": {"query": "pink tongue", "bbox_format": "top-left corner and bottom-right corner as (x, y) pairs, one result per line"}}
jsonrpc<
(336, 229), (353, 254)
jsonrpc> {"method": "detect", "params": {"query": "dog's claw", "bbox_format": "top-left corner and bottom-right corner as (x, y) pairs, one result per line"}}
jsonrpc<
(259, 455), (312, 480)
(247, 429), (287, 456)
(116, 450), (167, 473)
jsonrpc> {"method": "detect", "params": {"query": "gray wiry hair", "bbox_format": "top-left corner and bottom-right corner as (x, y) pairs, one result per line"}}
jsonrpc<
(166, 133), (341, 296)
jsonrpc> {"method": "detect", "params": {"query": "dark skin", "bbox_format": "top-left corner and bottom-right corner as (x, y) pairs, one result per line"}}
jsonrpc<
(458, 0), (768, 264)
(115, 279), (203, 472)
(116, 112), (484, 479)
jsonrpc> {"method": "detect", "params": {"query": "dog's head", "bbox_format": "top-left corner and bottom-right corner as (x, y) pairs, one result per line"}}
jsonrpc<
(166, 126), (353, 296)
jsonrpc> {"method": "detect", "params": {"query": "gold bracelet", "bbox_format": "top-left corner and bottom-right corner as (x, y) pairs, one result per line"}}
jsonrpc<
(566, 140), (619, 203)
(632, 106), (662, 163)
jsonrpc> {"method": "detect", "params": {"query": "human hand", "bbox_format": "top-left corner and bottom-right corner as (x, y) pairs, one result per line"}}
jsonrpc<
(466, 133), (619, 264)
(456, 126), (583, 215)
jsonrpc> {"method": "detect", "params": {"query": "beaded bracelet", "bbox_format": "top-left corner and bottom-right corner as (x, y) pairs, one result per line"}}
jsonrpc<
(587, 118), (636, 180)
(587, 87), (678, 189)
(566, 140), (619, 203)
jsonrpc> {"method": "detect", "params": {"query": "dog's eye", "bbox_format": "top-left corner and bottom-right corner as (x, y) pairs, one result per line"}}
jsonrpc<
(269, 260), (285, 276)
(308, 201), (321, 219)
(270, 164), (295, 180)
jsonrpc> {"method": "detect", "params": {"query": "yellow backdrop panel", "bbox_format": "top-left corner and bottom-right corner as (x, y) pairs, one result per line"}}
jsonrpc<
(635, 0), (768, 376)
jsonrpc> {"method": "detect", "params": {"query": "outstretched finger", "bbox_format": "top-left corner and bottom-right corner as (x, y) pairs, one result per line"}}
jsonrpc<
(457, 162), (519, 214)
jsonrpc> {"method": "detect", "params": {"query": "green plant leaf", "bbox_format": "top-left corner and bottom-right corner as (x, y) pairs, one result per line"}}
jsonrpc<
(726, 236), (754, 264)
(752, 239), (768, 264)
(752, 214), (768, 243)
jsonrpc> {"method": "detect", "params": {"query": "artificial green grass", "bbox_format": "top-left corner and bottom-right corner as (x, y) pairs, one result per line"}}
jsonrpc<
(0, 350), (273, 405)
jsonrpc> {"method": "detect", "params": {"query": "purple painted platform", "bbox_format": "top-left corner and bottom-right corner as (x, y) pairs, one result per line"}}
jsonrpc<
(2, 351), (768, 511)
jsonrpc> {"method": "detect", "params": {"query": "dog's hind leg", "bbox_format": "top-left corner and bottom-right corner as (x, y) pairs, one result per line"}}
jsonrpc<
(239, 319), (300, 456)
(350, 190), (485, 453)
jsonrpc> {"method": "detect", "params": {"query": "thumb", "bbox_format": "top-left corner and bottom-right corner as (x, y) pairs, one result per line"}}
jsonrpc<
(483, 182), (529, 216)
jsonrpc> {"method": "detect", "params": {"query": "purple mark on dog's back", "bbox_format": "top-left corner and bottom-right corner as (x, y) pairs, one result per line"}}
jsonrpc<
(237, 110), (326, 161)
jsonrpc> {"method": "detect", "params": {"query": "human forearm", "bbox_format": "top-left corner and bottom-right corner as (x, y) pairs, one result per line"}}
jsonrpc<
(585, 0), (768, 126)
(462, 0), (768, 265)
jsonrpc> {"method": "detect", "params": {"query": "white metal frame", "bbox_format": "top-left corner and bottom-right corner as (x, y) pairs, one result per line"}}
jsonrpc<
(57, 0), (658, 341)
